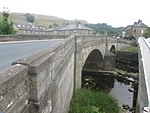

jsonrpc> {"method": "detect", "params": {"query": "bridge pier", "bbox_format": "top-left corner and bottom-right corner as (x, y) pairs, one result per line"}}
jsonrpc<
(103, 51), (116, 71)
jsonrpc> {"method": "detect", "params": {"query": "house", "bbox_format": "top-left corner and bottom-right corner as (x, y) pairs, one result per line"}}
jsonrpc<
(46, 26), (63, 35)
(122, 19), (148, 39)
(13, 23), (47, 35)
(47, 23), (94, 35)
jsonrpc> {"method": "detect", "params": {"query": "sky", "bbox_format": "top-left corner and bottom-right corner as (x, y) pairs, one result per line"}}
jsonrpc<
(0, 0), (149, 27)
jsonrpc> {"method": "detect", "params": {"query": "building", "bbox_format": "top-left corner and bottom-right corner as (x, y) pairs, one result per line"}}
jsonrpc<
(46, 26), (63, 35)
(13, 23), (47, 35)
(47, 23), (94, 35)
(122, 19), (148, 39)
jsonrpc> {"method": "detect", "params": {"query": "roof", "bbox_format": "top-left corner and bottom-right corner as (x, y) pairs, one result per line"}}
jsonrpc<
(47, 26), (63, 31)
(121, 25), (132, 32)
(14, 23), (47, 31)
(122, 20), (148, 32)
(60, 24), (94, 31)
(133, 22), (148, 28)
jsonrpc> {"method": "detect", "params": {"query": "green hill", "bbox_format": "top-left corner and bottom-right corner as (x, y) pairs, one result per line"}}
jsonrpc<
(0, 12), (88, 28)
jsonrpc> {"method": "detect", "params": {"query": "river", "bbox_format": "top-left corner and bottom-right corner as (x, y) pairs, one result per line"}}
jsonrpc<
(82, 71), (138, 113)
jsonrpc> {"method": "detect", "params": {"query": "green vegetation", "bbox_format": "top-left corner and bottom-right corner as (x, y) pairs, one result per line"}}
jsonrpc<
(69, 88), (119, 113)
(3, 12), (88, 28)
(0, 9), (16, 35)
(122, 46), (138, 53)
(25, 13), (35, 23)
(143, 27), (150, 38)
(124, 35), (135, 40)
(84, 23), (122, 35)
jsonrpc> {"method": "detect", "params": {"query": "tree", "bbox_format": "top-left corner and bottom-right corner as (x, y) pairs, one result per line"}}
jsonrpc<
(143, 27), (150, 38)
(2, 11), (9, 21)
(84, 23), (121, 35)
(0, 8), (16, 35)
(53, 22), (59, 27)
(26, 13), (35, 23)
(124, 35), (135, 40)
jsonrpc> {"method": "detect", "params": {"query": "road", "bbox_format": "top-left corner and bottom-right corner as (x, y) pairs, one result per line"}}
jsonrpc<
(0, 39), (63, 71)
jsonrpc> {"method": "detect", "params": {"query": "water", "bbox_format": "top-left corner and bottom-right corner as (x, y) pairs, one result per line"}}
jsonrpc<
(110, 79), (133, 109)
(82, 71), (138, 113)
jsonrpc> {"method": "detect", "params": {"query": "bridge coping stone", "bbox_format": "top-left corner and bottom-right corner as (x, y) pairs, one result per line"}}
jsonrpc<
(0, 34), (70, 42)
(0, 64), (28, 94)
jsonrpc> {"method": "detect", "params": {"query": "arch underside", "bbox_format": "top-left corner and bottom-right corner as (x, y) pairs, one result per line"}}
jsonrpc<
(110, 45), (116, 54)
(82, 49), (104, 70)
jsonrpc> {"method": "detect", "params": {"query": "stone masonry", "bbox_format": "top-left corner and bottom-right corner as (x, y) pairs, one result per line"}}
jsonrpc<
(0, 35), (134, 113)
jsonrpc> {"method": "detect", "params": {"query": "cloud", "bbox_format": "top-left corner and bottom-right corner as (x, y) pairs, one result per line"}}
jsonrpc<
(0, 0), (149, 27)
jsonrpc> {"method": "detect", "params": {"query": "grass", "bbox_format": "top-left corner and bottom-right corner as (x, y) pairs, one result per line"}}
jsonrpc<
(122, 46), (138, 53)
(69, 88), (119, 113)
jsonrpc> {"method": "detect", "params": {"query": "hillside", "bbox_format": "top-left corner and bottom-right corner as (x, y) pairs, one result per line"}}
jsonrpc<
(1, 12), (88, 28)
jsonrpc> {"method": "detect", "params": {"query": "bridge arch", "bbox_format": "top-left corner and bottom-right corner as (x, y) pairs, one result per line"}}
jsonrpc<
(82, 49), (104, 70)
(110, 45), (116, 54)
(81, 49), (104, 89)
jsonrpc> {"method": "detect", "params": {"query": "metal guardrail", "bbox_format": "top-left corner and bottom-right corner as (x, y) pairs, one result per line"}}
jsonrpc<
(138, 37), (150, 112)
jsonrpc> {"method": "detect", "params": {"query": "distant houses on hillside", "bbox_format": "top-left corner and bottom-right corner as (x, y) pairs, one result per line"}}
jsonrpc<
(13, 22), (94, 35)
(47, 23), (94, 35)
(13, 23), (47, 35)
(122, 19), (148, 39)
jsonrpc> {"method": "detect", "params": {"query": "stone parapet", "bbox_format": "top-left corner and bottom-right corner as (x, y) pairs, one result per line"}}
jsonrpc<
(12, 35), (75, 113)
(0, 65), (29, 113)
(0, 34), (69, 42)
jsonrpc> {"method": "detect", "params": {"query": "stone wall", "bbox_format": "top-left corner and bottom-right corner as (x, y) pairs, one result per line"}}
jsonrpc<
(0, 65), (29, 113)
(117, 51), (138, 66)
(15, 35), (75, 113)
(0, 35), (75, 113)
(0, 35), (69, 42)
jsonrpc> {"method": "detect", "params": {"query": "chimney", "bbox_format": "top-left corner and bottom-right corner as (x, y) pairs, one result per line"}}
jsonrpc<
(138, 19), (142, 24)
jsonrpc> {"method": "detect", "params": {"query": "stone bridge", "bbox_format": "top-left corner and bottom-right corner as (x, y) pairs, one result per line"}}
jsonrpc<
(0, 35), (133, 113)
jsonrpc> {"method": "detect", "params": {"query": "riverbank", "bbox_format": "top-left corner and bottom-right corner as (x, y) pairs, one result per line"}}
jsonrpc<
(69, 88), (119, 113)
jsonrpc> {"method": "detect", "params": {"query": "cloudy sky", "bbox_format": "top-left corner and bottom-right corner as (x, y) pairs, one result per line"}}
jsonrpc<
(0, 0), (149, 27)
